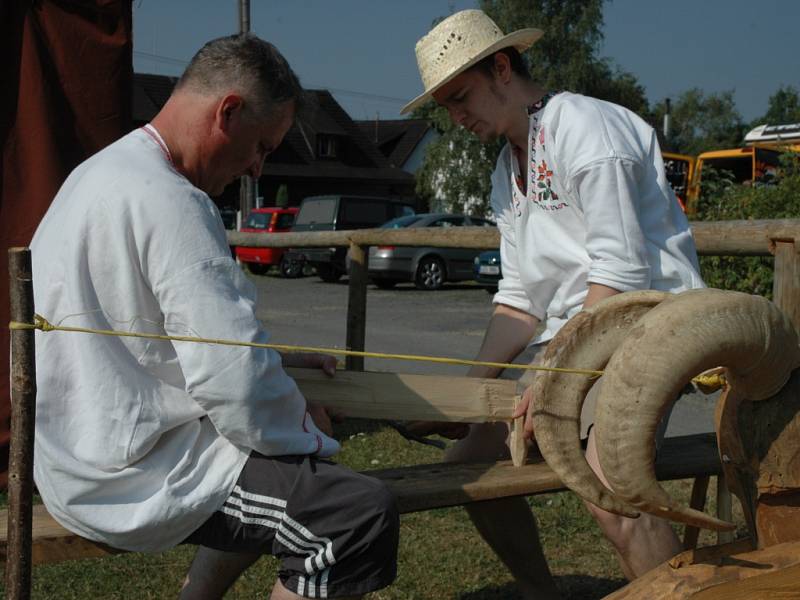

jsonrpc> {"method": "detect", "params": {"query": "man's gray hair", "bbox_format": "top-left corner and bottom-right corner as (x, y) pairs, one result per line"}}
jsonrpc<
(176, 33), (309, 121)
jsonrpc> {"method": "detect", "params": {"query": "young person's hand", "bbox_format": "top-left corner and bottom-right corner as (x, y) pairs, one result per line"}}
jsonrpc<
(512, 385), (536, 441)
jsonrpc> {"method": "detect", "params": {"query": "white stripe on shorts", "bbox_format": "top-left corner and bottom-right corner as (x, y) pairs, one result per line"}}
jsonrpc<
(223, 485), (336, 595)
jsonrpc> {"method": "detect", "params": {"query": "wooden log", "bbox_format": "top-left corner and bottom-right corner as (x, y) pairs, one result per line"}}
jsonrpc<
(691, 219), (800, 256)
(228, 226), (500, 250)
(227, 219), (800, 257)
(287, 367), (518, 423)
(7, 248), (36, 600)
(345, 242), (368, 371)
(771, 240), (800, 333)
(606, 539), (800, 600)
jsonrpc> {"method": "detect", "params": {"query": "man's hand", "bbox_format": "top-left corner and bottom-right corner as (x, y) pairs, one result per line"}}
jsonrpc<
(307, 402), (336, 437)
(512, 384), (535, 441)
(281, 351), (337, 376)
(403, 421), (470, 440)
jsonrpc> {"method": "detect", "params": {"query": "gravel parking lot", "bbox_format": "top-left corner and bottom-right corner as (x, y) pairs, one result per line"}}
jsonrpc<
(248, 270), (717, 437)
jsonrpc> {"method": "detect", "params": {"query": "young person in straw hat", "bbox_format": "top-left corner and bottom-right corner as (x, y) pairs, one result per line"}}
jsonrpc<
(403, 9), (704, 599)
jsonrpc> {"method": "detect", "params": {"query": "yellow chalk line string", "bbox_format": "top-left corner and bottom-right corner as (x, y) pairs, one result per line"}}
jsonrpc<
(9, 315), (604, 377)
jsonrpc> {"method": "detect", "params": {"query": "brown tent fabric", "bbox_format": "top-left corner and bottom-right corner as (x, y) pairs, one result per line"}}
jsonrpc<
(0, 0), (133, 488)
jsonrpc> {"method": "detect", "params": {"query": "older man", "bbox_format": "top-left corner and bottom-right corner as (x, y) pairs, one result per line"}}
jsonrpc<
(31, 34), (397, 600)
(403, 9), (704, 600)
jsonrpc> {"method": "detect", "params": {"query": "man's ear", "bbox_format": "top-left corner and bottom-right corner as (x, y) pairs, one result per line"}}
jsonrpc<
(493, 52), (513, 85)
(215, 94), (245, 133)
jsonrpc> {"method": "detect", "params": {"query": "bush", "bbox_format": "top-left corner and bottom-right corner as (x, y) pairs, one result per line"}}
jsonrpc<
(693, 153), (800, 298)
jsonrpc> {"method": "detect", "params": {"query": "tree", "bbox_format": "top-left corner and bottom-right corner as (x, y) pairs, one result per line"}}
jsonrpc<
(652, 89), (745, 155)
(753, 85), (800, 127)
(414, 0), (650, 215)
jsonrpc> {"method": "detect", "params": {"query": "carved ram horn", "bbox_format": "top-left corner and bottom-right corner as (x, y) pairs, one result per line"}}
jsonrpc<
(594, 288), (800, 531)
(530, 290), (671, 518)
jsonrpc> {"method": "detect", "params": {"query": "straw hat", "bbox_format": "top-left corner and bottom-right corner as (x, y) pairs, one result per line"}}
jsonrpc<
(401, 9), (542, 115)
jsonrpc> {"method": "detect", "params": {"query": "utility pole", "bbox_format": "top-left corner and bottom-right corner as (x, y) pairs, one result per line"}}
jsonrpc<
(238, 0), (256, 221)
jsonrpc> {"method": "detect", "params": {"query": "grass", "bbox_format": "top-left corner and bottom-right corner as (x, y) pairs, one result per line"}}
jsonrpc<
(1, 420), (746, 599)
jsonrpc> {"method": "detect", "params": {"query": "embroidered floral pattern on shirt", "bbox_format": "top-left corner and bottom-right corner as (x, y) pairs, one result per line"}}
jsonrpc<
(511, 91), (569, 214)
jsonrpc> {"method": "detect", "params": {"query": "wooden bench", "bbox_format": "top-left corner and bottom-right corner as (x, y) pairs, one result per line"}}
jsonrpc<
(0, 432), (722, 567)
(4, 247), (730, 596)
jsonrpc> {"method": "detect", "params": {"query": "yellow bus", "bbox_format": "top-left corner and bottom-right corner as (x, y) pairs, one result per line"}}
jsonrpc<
(684, 145), (786, 214)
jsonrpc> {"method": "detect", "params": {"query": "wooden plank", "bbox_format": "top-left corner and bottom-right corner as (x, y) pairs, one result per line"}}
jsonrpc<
(0, 506), (121, 566)
(345, 242), (368, 372)
(369, 433), (721, 513)
(0, 433), (721, 567)
(772, 240), (800, 332)
(286, 367), (518, 422)
(7, 248), (37, 600)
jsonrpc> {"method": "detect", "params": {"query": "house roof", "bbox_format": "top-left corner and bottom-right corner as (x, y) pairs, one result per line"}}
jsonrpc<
(355, 118), (432, 168)
(133, 73), (179, 122)
(131, 74), (413, 186)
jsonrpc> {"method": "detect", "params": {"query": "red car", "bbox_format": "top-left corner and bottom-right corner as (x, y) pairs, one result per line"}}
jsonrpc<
(235, 207), (299, 275)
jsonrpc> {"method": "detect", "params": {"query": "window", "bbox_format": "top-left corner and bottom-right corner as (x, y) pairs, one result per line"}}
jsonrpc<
(274, 213), (296, 229)
(431, 217), (466, 228)
(317, 135), (338, 158)
(244, 213), (270, 229)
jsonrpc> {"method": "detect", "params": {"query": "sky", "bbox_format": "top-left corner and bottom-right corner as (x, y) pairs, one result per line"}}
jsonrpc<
(132, 0), (799, 125)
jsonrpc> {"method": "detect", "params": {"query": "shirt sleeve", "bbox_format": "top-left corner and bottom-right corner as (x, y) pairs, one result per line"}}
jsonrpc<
(489, 153), (543, 318)
(569, 157), (652, 292)
(152, 258), (339, 458)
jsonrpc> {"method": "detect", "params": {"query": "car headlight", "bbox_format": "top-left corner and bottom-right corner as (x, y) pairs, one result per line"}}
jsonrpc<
(474, 256), (480, 265)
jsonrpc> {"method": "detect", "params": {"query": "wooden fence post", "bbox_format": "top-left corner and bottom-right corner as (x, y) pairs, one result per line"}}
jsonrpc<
(7, 248), (36, 600)
(772, 240), (800, 332)
(346, 242), (368, 371)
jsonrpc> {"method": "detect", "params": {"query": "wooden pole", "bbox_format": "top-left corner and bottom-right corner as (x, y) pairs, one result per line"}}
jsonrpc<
(6, 248), (36, 599)
(771, 240), (800, 332)
(683, 475), (710, 550)
(237, 0), (255, 220)
(346, 243), (368, 371)
(716, 474), (734, 545)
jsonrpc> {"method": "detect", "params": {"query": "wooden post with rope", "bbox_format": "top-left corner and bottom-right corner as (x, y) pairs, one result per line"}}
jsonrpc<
(6, 248), (36, 600)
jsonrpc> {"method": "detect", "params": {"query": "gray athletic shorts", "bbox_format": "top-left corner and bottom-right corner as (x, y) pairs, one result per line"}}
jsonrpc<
(184, 452), (399, 599)
(502, 344), (673, 448)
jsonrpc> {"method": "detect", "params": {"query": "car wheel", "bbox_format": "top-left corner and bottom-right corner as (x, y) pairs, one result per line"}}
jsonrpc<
(415, 256), (445, 290)
(317, 264), (342, 283)
(373, 279), (399, 290)
(247, 263), (270, 276)
(280, 257), (303, 278)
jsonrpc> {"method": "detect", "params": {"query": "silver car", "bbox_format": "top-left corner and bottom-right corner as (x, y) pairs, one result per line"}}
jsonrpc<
(368, 213), (496, 290)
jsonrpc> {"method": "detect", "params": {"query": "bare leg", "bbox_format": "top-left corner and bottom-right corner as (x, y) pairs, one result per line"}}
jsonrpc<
(269, 579), (362, 599)
(180, 546), (260, 600)
(583, 430), (682, 578)
(447, 423), (561, 600)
